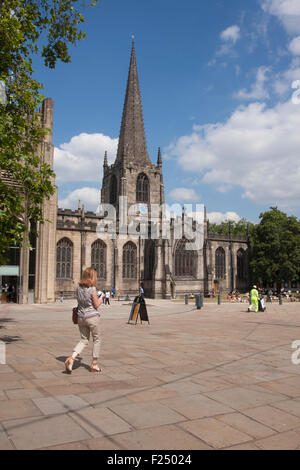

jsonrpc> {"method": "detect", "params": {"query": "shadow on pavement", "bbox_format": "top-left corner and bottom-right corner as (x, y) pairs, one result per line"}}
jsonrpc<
(0, 318), (16, 329)
(0, 335), (22, 343)
(56, 355), (90, 373)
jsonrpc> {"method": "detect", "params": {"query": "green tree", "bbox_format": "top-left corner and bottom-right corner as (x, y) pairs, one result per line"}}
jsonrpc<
(208, 218), (255, 237)
(250, 207), (300, 289)
(0, 0), (97, 263)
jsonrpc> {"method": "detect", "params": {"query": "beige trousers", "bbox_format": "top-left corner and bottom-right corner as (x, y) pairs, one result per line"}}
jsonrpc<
(73, 315), (101, 359)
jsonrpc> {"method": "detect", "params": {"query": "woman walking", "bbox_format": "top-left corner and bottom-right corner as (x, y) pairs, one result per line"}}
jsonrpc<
(65, 267), (105, 373)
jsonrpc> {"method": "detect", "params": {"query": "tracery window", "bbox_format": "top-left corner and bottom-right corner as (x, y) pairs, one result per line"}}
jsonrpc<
(56, 238), (73, 279)
(91, 240), (106, 280)
(175, 238), (195, 277)
(136, 173), (149, 203)
(144, 240), (155, 280)
(110, 175), (117, 205)
(215, 247), (226, 279)
(122, 242), (137, 279)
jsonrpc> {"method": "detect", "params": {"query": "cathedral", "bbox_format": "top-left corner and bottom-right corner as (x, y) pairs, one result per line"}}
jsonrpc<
(1, 43), (249, 303)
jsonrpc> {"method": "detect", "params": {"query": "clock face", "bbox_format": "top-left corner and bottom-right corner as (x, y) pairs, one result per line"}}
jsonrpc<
(0, 81), (6, 105)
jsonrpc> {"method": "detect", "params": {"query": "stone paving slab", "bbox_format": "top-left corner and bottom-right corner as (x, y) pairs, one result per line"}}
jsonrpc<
(217, 412), (276, 439)
(159, 394), (234, 419)
(111, 424), (212, 450)
(204, 386), (286, 410)
(0, 399), (42, 421)
(1, 300), (300, 450)
(178, 417), (252, 449)
(108, 401), (186, 429)
(242, 405), (300, 432)
(2, 415), (91, 450)
(271, 398), (300, 417)
(255, 430), (300, 450)
(69, 406), (133, 437)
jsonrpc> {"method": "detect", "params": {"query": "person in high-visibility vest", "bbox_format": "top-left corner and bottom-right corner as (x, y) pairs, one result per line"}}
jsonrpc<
(248, 285), (259, 312)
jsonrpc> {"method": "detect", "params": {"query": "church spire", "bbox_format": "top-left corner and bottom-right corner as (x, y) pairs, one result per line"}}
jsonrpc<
(115, 41), (151, 167)
(157, 147), (162, 168)
(103, 150), (108, 169)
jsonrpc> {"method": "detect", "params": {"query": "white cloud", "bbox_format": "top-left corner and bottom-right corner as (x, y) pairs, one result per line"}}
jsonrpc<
(235, 66), (271, 100)
(207, 212), (241, 224)
(289, 36), (300, 55)
(273, 61), (300, 96)
(169, 187), (201, 202)
(262, 0), (300, 34)
(208, 25), (241, 64)
(58, 187), (100, 211)
(54, 132), (118, 183)
(220, 25), (241, 43)
(165, 99), (300, 208)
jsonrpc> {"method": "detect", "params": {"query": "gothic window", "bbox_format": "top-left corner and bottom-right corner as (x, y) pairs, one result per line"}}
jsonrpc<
(56, 238), (73, 279)
(144, 240), (155, 280)
(110, 175), (117, 205)
(215, 247), (225, 279)
(237, 248), (247, 281)
(122, 242), (137, 279)
(91, 240), (106, 280)
(136, 173), (149, 203)
(175, 238), (195, 277)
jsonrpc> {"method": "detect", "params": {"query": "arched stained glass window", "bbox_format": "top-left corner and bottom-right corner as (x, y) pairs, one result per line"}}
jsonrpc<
(110, 175), (117, 205)
(136, 173), (149, 203)
(56, 238), (73, 279)
(175, 238), (196, 277)
(215, 247), (226, 279)
(91, 240), (106, 280)
(144, 240), (155, 280)
(122, 242), (137, 279)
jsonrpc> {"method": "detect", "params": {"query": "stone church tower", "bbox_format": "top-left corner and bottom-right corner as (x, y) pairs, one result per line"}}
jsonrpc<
(100, 42), (166, 298)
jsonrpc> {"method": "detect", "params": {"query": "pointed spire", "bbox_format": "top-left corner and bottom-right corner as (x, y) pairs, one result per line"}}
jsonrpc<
(157, 147), (162, 167)
(103, 151), (108, 169)
(115, 41), (151, 167)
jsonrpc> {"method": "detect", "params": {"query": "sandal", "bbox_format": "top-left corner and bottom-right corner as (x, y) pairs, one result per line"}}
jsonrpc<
(65, 356), (74, 374)
(90, 363), (102, 373)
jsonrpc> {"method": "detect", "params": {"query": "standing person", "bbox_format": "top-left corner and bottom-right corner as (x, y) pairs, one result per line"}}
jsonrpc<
(248, 285), (259, 313)
(140, 285), (144, 298)
(105, 290), (110, 306)
(65, 267), (105, 374)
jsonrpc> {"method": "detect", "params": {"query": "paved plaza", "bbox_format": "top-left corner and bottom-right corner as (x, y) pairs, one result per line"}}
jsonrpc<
(1, 298), (300, 450)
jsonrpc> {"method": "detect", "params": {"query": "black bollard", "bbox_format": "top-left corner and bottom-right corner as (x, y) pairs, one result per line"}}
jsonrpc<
(196, 295), (201, 310)
(185, 295), (189, 305)
(200, 293), (203, 308)
(279, 294), (283, 305)
(218, 293), (221, 305)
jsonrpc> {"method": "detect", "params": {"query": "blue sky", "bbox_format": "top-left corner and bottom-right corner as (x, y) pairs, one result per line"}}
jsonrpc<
(33, 0), (300, 223)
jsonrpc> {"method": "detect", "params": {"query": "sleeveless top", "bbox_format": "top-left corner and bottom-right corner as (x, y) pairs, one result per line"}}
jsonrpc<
(76, 286), (99, 319)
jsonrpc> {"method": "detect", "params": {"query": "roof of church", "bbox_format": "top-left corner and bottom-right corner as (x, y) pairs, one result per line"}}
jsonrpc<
(115, 41), (151, 168)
